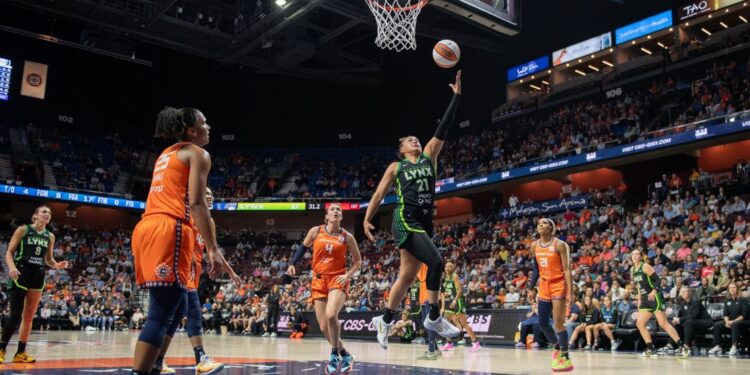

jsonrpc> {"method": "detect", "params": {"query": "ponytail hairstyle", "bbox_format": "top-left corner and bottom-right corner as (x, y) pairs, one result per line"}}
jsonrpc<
(31, 204), (52, 224)
(154, 106), (201, 141)
(540, 217), (556, 235)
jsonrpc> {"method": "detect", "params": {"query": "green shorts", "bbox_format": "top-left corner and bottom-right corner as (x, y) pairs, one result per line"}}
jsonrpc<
(444, 298), (467, 315)
(639, 293), (665, 313)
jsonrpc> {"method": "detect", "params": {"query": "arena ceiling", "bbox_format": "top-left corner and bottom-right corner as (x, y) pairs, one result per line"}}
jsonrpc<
(0, 0), (682, 87)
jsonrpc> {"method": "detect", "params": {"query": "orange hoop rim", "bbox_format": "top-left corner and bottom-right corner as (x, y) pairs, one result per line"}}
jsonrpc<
(367, 0), (428, 12)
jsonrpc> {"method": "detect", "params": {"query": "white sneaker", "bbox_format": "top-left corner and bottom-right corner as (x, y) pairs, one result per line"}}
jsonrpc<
(423, 316), (461, 338)
(371, 315), (393, 349)
(728, 345), (738, 355)
(611, 339), (620, 351)
(708, 345), (722, 355)
(262, 332), (270, 337)
(270, 332), (277, 337)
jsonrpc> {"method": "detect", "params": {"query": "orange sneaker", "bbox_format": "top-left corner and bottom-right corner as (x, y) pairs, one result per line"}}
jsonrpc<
(12, 352), (36, 363)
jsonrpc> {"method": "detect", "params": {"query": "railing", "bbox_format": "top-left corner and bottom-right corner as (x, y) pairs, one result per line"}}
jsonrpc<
(450, 109), (750, 183)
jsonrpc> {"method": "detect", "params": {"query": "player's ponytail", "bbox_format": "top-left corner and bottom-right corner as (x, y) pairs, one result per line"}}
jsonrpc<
(154, 106), (201, 141)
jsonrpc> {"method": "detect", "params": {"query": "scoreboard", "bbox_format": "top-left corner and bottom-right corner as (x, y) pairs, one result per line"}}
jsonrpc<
(0, 58), (11, 101)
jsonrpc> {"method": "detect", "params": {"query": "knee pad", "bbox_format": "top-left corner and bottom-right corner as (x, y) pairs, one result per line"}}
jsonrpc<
(426, 259), (443, 291)
(139, 287), (185, 346)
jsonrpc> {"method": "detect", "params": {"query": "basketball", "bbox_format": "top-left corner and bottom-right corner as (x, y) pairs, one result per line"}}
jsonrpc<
(433, 40), (461, 68)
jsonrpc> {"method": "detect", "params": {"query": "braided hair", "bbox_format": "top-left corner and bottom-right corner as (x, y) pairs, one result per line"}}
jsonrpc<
(154, 106), (201, 141)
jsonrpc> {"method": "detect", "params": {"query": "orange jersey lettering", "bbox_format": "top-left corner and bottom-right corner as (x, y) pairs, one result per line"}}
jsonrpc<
(312, 227), (348, 275)
(143, 143), (193, 222)
(535, 239), (564, 281)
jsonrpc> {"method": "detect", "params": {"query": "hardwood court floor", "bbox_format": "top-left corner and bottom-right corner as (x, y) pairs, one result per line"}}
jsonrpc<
(0, 330), (749, 374)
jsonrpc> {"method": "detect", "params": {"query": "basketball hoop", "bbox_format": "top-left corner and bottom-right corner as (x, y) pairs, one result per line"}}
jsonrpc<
(366, 0), (428, 52)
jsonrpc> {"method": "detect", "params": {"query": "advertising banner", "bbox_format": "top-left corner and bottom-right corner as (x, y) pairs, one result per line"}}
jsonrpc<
(507, 56), (550, 81)
(615, 10), (673, 45)
(499, 194), (590, 219)
(552, 33), (612, 66)
(678, 0), (715, 20)
(278, 309), (529, 345)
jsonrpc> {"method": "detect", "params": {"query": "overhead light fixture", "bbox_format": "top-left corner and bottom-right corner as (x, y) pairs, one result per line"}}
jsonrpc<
(640, 47), (652, 55)
(530, 84), (542, 91)
(657, 42), (666, 49)
(588, 64), (599, 72)
(276, 0), (287, 6)
(531, 75), (535, 79)
(701, 27), (712, 35)
(590, 54), (595, 58)
(541, 80), (550, 85)
(578, 59), (582, 63)
(647, 35), (652, 39)
(197, 12), (203, 19)
(741, 15), (748, 23)
(520, 79), (524, 83)
(602, 60), (614, 67)
(177, 6), (183, 13)
(566, 63), (570, 67)
(574, 69), (586, 76)
(720, 21), (729, 29)
(609, 48), (613, 52)
(631, 40), (636, 44)
(548, 70), (552, 74)
(708, 14), (712, 18)
(726, 8), (730, 12)
(669, 27), (673, 31)
(685, 22), (690, 26)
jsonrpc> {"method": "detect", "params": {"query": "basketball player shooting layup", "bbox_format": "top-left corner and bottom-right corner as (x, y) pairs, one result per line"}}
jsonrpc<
(364, 70), (463, 349)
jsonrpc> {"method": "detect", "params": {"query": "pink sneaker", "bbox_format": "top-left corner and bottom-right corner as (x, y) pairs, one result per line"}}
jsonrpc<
(440, 343), (455, 351)
(469, 342), (482, 352)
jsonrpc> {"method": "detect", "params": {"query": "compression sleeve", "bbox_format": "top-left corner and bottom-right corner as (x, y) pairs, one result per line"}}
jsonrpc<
(433, 93), (460, 140)
(290, 246), (308, 266)
(528, 258), (539, 290)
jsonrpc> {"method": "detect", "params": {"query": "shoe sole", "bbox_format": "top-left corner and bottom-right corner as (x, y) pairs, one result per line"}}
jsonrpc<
(199, 364), (225, 375)
(552, 366), (574, 372)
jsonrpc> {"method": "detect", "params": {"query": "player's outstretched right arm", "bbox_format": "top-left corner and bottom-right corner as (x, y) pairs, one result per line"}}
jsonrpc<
(363, 162), (398, 241)
(5, 225), (26, 280)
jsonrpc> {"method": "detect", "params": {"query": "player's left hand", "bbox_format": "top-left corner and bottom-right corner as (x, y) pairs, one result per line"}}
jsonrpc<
(206, 247), (222, 279)
(566, 292), (574, 310)
(647, 291), (656, 301)
(450, 301), (457, 310)
(335, 274), (350, 285)
(55, 261), (69, 269)
(449, 70), (462, 95)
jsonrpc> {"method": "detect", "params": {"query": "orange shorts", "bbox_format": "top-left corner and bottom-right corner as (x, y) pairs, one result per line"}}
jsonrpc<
(132, 215), (195, 289)
(311, 273), (349, 300)
(538, 278), (567, 302)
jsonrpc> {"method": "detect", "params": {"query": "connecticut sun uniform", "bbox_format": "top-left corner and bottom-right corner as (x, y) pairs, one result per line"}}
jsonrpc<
(132, 142), (196, 288)
(534, 238), (567, 302)
(311, 226), (350, 300)
(392, 154), (435, 246)
(187, 233), (205, 291)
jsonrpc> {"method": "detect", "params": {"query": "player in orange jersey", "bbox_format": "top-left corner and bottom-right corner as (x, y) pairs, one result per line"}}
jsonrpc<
(131, 107), (234, 375)
(287, 203), (362, 374)
(527, 218), (574, 372)
(158, 187), (238, 375)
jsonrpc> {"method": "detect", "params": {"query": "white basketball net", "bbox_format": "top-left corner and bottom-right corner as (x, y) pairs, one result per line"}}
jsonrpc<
(366, 0), (428, 52)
